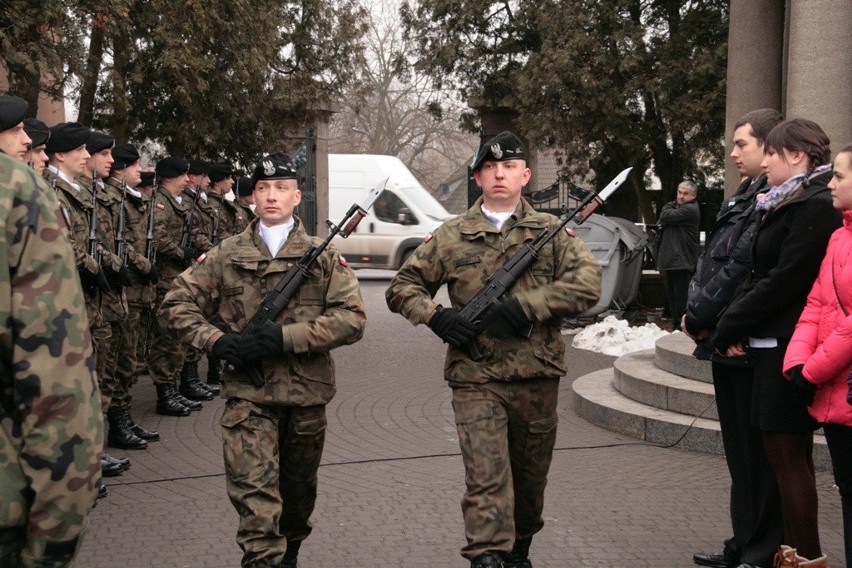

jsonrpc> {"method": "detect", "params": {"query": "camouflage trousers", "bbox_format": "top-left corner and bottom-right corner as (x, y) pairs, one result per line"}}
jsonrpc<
(111, 306), (150, 411)
(0, 526), (84, 568)
(91, 321), (124, 416)
(220, 399), (326, 568)
(450, 377), (559, 560)
(146, 290), (186, 386)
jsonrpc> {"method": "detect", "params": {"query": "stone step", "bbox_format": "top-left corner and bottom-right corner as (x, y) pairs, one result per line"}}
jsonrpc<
(571, 368), (832, 469)
(654, 332), (712, 383)
(613, 350), (718, 420)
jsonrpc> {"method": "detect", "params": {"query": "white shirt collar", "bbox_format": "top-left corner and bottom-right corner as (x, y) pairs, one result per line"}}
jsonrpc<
(480, 204), (514, 230)
(259, 218), (295, 256)
(47, 164), (81, 192)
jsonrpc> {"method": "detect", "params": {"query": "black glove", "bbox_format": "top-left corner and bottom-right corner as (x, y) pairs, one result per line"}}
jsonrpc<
(212, 334), (247, 368)
(427, 306), (481, 348)
(106, 265), (134, 289)
(788, 365), (816, 406)
(240, 322), (285, 362)
(481, 297), (533, 339)
(145, 264), (159, 285)
(181, 246), (198, 262)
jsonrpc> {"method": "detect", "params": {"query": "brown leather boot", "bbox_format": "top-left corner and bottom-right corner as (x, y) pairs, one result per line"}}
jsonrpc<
(773, 545), (829, 568)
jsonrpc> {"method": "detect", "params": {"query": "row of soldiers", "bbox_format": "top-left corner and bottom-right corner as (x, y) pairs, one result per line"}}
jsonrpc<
(0, 94), (256, 493)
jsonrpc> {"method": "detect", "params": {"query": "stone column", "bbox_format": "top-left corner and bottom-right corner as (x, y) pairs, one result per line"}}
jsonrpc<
(784, 0), (852, 157)
(723, 0), (785, 195)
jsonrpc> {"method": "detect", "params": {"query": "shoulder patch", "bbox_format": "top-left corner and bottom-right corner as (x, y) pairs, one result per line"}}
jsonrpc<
(565, 227), (576, 237)
(423, 232), (432, 243)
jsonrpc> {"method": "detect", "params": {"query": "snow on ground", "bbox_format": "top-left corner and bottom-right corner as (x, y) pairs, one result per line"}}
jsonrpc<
(569, 315), (673, 356)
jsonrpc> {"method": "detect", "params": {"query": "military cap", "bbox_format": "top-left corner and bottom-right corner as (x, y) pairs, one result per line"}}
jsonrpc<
(188, 159), (211, 175)
(0, 94), (28, 131)
(23, 117), (50, 148)
(46, 122), (91, 154)
(209, 163), (233, 182)
(111, 143), (140, 169)
(139, 171), (156, 188)
(472, 130), (526, 171)
(237, 175), (253, 197)
(156, 157), (190, 179)
(251, 152), (297, 189)
(86, 131), (114, 154)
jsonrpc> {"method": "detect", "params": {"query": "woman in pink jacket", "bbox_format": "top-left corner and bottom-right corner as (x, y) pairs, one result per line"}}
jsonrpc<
(785, 143), (852, 568)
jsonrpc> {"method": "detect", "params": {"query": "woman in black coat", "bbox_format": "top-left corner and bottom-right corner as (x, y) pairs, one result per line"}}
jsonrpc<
(709, 118), (841, 566)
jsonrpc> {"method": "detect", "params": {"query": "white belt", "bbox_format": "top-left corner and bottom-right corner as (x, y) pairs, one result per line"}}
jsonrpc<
(748, 337), (778, 348)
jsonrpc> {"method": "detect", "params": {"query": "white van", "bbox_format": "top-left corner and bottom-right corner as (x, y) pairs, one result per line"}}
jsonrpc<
(328, 154), (454, 269)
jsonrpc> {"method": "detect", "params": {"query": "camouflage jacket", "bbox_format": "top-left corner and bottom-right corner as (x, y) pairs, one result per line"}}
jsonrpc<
(104, 179), (155, 307)
(182, 188), (214, 252)
(207, 192), (247, 244)
(160, 217), (366, 406)
(0, 154), (103, 566)
(43, 169), (103, 328)
(153, 186), (192, 290)
(386, 197), (601, 384)
(235, 201), (256, 231)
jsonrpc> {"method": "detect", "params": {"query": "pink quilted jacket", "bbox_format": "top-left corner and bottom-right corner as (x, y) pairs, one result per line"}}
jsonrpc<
(784, 209), (852, 426)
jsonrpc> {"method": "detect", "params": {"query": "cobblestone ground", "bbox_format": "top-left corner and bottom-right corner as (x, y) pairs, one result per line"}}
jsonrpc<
(75, 277), (846, 567)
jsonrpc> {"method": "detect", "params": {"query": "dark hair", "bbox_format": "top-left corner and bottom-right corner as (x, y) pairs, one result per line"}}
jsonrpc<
(840, 143), (852, 157)
(764, 118), (832, 179)
(734, 108), (783, 145)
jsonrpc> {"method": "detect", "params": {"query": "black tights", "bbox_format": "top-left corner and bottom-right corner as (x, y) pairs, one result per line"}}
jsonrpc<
(762, 431), (821, 559)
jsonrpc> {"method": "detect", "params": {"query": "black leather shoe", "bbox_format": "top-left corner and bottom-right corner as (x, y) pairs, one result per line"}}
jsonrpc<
(107, 408), (148, 450)
(97, 478), (108, 499)
(100, 456), (125, 477)
(174, 391), (202, 411)
(504, 536), (532, 568)
(694, 553), (738, 567)
(280, 559), (297, 568)
(155, 383), (191, 416)
(179, 377), (215, 401)
(471, 553), (502, 568)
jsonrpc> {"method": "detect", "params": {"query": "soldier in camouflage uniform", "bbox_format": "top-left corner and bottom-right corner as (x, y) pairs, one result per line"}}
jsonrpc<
(386, 132), (602, 568)
(0, 151), (103, 566)
(178, 160), (217, 401)
(236, 175), (257, 225)
(22, 118), (50, 174)
(104, 143), (160, 447)
(147, 157), (203, 416)
(0, 95), (31, 161)
(161, 152), (366, 568)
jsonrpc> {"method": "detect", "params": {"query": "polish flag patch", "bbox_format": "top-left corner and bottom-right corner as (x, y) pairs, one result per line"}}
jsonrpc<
(423, 232), (432, 243)
(565, 227), (576, 237)
(339, 255), (348, 266)
(196, 253), (206, 264)
(155, 203), (165, 210)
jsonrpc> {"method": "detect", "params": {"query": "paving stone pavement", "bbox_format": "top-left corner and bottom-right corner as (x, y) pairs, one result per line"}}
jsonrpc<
(75, 276), (846, 567)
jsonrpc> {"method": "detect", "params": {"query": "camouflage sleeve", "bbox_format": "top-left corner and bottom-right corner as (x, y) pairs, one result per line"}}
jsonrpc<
(160, 249), (227, 350)
(125, 242), (152, 274)
(513, 228), (602, 321)
(1, 161), (102, 565)
(281, 245), (366, 353)
(385, 234), (446, 325)
(154, 206), (184, 260)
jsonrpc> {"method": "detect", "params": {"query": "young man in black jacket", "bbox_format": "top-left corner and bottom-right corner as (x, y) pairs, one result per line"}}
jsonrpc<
(685, 108), (784, 568)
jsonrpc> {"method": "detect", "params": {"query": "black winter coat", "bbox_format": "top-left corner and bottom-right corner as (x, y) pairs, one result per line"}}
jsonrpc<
(710, 171), (841, 351)
(655, 200), (700, 272)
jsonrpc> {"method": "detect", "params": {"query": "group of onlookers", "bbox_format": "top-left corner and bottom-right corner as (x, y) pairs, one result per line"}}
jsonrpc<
(684, 109), (852, 568)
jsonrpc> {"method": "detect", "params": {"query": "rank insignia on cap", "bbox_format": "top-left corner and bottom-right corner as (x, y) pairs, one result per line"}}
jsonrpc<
(263, 160), (276, 176)
(490, 143), (502, 160)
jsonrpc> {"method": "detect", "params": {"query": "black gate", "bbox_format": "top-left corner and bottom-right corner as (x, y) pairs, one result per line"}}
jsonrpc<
(294, 126), (317, 235)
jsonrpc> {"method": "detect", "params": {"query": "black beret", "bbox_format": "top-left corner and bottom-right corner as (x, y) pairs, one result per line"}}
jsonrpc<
(0, 95), (28, 131)
(23, 117), (50, 148)
(86, 131), (114, 154)
(251, 153), (298, 189)
(209, 163), (233, 182)
(155, 157), (190, 179)
(472, 130), (526, 171)
(237, 176), (253, 197)
(188, 160), (211, 175)
(46, 122), (91, 154)
(139, 171), (156, 188)
(111, 143), (140, 169)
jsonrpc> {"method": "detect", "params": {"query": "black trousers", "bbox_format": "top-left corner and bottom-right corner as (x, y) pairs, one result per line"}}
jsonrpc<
(712, 362), (783, 566)
(663, 269), (692, 330)
(822, 423), (852, 567)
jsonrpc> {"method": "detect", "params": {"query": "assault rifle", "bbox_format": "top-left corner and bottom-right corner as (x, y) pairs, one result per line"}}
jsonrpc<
(115, 177), (128, 266)
(87, 170), (101, 265)
(145, 175), (158, 264)
(236, 177), (387, 387)
(459, 167), (632, 361)
(211, 194), (223, 246)
(180, 184), (202, 250)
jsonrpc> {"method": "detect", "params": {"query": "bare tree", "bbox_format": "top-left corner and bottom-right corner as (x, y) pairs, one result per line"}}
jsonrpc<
(328, 0), (477, 194)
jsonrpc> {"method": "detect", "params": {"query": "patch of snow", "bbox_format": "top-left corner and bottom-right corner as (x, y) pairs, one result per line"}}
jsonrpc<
(570, 315), (673, 356)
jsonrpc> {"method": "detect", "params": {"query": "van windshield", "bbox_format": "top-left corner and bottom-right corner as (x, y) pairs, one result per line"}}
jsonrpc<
(399, 186), (452, 221)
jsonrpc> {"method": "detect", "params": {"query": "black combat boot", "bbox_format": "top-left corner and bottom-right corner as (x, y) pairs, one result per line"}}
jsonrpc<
(173, 390), (202, 411)
(100, 454), (125, 477)
(471, 553), (503, 568)
(179, 362), (215, 401)
(155, 383), (191, 416)
(97, 478), (108, 499)
(503, 536), (533, 568)
(280, 540), (301, 567)
(107, 407), (148, 450)
(124, 408), (160, 441)
(206, 355), (222, 395)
